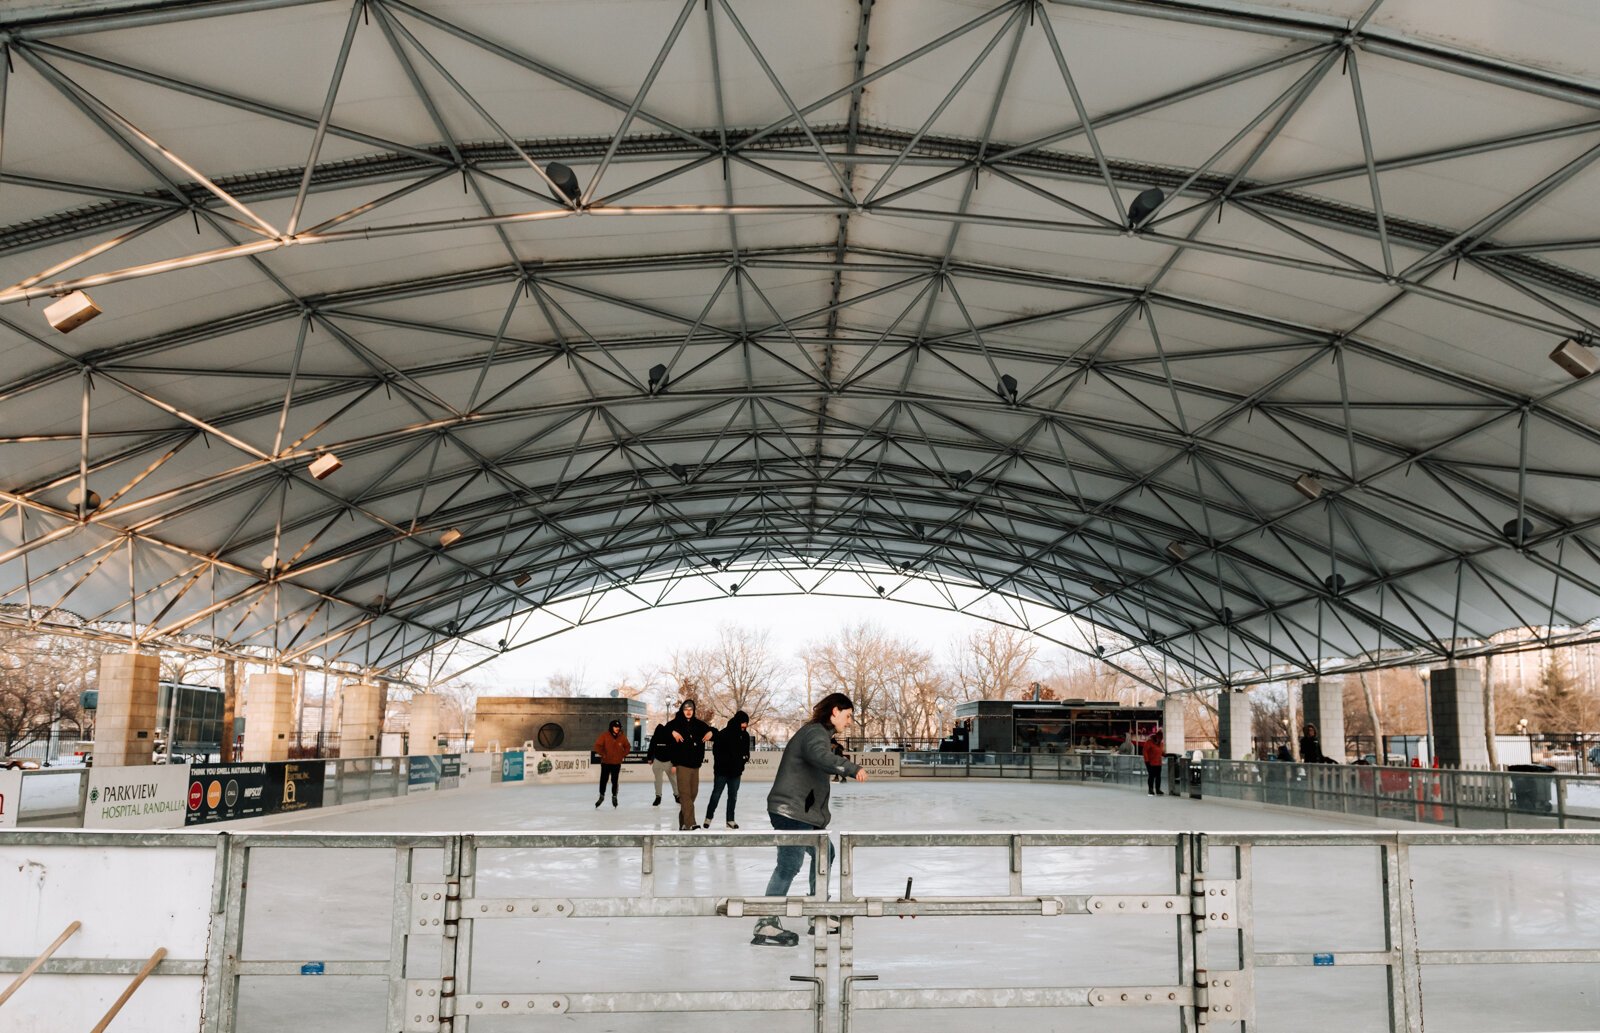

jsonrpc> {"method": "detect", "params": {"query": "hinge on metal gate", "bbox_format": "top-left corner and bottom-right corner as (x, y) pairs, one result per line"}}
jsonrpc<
(1191, 879), (1238, 928)
(404, 978), (455, 1031)
(1193, 968), (1248, 1024)
(1086, 895), (1188, 916)
(410, 883), (449, 932)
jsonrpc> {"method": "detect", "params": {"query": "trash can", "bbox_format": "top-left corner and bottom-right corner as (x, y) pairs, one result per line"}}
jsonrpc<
(1507, 763), (1556, 813)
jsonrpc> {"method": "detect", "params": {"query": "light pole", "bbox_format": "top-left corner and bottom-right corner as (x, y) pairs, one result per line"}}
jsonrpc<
(1517, 717), (1532, 762)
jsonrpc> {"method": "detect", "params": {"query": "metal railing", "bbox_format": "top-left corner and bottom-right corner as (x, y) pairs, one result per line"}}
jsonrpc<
(1200, 759), (1600, 830)
(900, 750), (1149, 785)
(4, 828), (1599, 1031)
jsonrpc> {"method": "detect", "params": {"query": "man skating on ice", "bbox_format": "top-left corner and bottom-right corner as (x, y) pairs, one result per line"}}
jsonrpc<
(705, 709), (751, 828)
(665, 699), (714, 830)
(592, 720), (630, 807)
(752, 692), (867, 947)
(646, 720), (677, 806)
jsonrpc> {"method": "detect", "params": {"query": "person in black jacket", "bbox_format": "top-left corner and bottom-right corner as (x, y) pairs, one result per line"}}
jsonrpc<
(704, 710), (751, 829)
(646, 721), (677, 807)
(664, 698), (714, 830)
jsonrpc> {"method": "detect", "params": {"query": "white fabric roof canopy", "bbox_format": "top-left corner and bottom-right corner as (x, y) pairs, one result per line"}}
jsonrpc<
(1, 0), (1599, 686)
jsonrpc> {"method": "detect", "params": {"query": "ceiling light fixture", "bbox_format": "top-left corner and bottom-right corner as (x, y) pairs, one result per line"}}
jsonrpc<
(1293, 473), (1324, 500)
(545, 161), (582, 206)
(1127, 187), (1165, 228)
(1550, 338), (1598, 379)
(308, 453), (342, 480)
(439, 528), (463, 548)
(997, 374), (1019, 404)
(66, 485), (101, 513)
(669, 462), (688, 480)
(44, 291), (102, 333)
(1502, 517), (1532, 542)
(648, 363), (669, 394)
(513, 573), (531, 588)
(1165, 542), (1188, 563)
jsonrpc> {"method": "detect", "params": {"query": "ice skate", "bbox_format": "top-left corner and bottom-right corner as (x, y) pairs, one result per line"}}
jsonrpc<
(751, 919), (799, 947)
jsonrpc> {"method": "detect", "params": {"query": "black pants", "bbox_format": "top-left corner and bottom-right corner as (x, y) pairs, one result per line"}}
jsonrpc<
(597, 763), (620, 797)
(1145, 763), (1162, 794)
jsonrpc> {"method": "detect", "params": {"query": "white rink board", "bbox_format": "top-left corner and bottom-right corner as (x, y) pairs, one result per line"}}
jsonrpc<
(82, 764), (190, 829)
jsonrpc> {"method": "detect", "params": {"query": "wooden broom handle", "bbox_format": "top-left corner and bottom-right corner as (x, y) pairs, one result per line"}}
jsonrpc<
(89, 946), (167, 1033)
(0, 920), (81, 1009)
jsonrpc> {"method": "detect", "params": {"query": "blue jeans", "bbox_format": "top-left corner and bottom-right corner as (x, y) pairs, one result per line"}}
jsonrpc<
(705, 774), (740, 822)
(764, 812), (832, 898)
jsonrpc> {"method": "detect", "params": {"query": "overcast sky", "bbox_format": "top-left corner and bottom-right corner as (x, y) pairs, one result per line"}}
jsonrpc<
(461, 594), (1090, 699)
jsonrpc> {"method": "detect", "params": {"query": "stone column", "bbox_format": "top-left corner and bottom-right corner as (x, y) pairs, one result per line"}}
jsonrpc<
(338, 681), (382, 758)
(1216, 690), (1253, 760)
(1301, 681), (1347, 762)
(242, 672), (294, 762)
(409, 694), (442, 756)
(1161, 696), (1187, 755)
(1429, 666), (1491, 769)
(92, 652), (160, 767)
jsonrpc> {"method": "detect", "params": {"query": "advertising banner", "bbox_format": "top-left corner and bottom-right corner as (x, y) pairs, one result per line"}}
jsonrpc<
(528, 751), (591, 782)
(0, 768), (21, 828)
(438, 754), (462, 790)
(499, 751), (525, 783)
(269, 761), (326, 813)
(185, 763), (270, 825)
(850, 752), (902, 779)
(84, 764), (191, 829)
(408, 756), (439, 790)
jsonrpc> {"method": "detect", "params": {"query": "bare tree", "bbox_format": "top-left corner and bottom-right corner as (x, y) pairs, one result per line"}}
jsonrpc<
(545, 668), (589, 698)
(951, 625), (1040, 702)
(661, 625), (790, 726)
(0, 626), (99, 757)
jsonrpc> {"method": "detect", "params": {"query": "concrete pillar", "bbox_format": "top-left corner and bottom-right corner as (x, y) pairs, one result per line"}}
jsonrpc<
(1301, 681), (1347, 762)
(1161, 696), (1186, 755)
(242, 672), (294, 762)
(92, 652), (160, 767)
(338, 682), (382, 758)
(1429, 666), (1491, 769)
(1217, 690), (1253, 760)
(409, 694), (442, 756)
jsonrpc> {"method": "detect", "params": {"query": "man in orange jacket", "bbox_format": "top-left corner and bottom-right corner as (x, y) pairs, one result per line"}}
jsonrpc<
(593, 720), (631, 808)
(1140, 729), (1166, 796)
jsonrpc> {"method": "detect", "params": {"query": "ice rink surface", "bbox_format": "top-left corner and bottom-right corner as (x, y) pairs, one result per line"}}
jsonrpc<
(210, 778), (1600, 1033)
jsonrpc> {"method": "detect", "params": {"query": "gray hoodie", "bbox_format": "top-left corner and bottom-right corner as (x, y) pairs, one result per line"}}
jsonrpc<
(766, 722), (862, 828)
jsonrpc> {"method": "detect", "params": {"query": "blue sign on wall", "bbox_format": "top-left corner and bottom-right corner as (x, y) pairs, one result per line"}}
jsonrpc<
(408, 756), (439, 789)
(500, 750), (525, 782)
(1313, 953), (1336, 966)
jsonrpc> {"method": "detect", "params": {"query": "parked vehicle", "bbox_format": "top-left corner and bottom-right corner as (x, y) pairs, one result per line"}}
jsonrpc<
(1, 758), (42, 770)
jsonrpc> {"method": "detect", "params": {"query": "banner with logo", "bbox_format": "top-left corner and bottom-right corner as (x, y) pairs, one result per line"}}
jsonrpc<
(499, 751), (525, 783)
(0, 768), (22, 828)
(850, 753), (902, 779)
(529, 751), (591, 782)
(185, 763), (270, 825)
(84, 764), (191, 829)
(269, 761), (325, 813)
(408, 756), (440, 790)
(438, 754), (462, 790)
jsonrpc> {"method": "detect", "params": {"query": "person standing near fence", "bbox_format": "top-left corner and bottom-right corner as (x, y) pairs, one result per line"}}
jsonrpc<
(704, 709), (750, 829)
(647, 720), (677, 807)
(665, 699), (714, 831)
(592, 720), (630, 808)
(752, 692), (867, 948)
(1140, 729), (1165, 795)
(1300, 723), (1327, 764)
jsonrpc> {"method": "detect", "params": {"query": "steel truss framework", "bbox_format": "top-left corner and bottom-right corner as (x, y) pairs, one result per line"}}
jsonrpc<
(1, 0), (1600, 689)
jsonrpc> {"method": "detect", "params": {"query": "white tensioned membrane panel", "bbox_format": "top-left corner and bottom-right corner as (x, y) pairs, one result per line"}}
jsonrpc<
(1, 0), (1599, 686)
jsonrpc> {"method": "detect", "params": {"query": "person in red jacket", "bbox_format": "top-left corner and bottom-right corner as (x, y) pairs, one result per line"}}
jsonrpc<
(1140, 729), (1166, 796)
(593, 720), (631, 808)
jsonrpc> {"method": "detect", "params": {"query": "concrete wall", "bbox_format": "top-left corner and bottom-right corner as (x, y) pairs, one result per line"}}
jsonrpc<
(474, 697), (650, 754)
(1161, 697), (1186, 754)
(338, 682), (382, 758)
(242, 672), (294, 762)
(1301, 681), (1347, 762)
(92, 652), (160, 767)
(1430, 666), (1491, 769)
(1217, 690), (1253, 760)
(409, 694), (442, 756)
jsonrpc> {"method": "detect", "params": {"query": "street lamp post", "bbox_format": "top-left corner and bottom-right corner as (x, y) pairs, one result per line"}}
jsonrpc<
(1517, 717), (1532, 763)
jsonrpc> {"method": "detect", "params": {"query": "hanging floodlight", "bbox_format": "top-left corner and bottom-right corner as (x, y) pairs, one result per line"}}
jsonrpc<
(1502, 517), (1532, 542)
(1293, 473), (1324, 500)
(1324, 573), (1347, 594)
(997, 374), (1019, 404)
(1549, 338), (1599, 379)
(44, 291), (101, 333)
(545, 162), (582, 205)
(66, 485), (101, 513)
(669, 462), (688, 480)
(648, 363), (669, 394)
(1165, 541), (1188, 562)
(1127, 187), (1165, 228)
(308, 453), (343, 480)
(439, 528), (463, 548)
(1091, 580), (1114, 595)
(513, 572), (531, 588)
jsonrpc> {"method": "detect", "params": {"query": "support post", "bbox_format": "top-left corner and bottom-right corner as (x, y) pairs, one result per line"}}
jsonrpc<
(91, 652), (160, 766)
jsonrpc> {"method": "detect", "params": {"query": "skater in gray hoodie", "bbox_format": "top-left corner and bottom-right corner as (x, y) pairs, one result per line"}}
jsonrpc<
(751, 692), (866, 947)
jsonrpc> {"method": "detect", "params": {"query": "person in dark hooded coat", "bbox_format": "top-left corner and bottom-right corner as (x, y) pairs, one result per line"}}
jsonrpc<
(704, 709), (751, 828)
